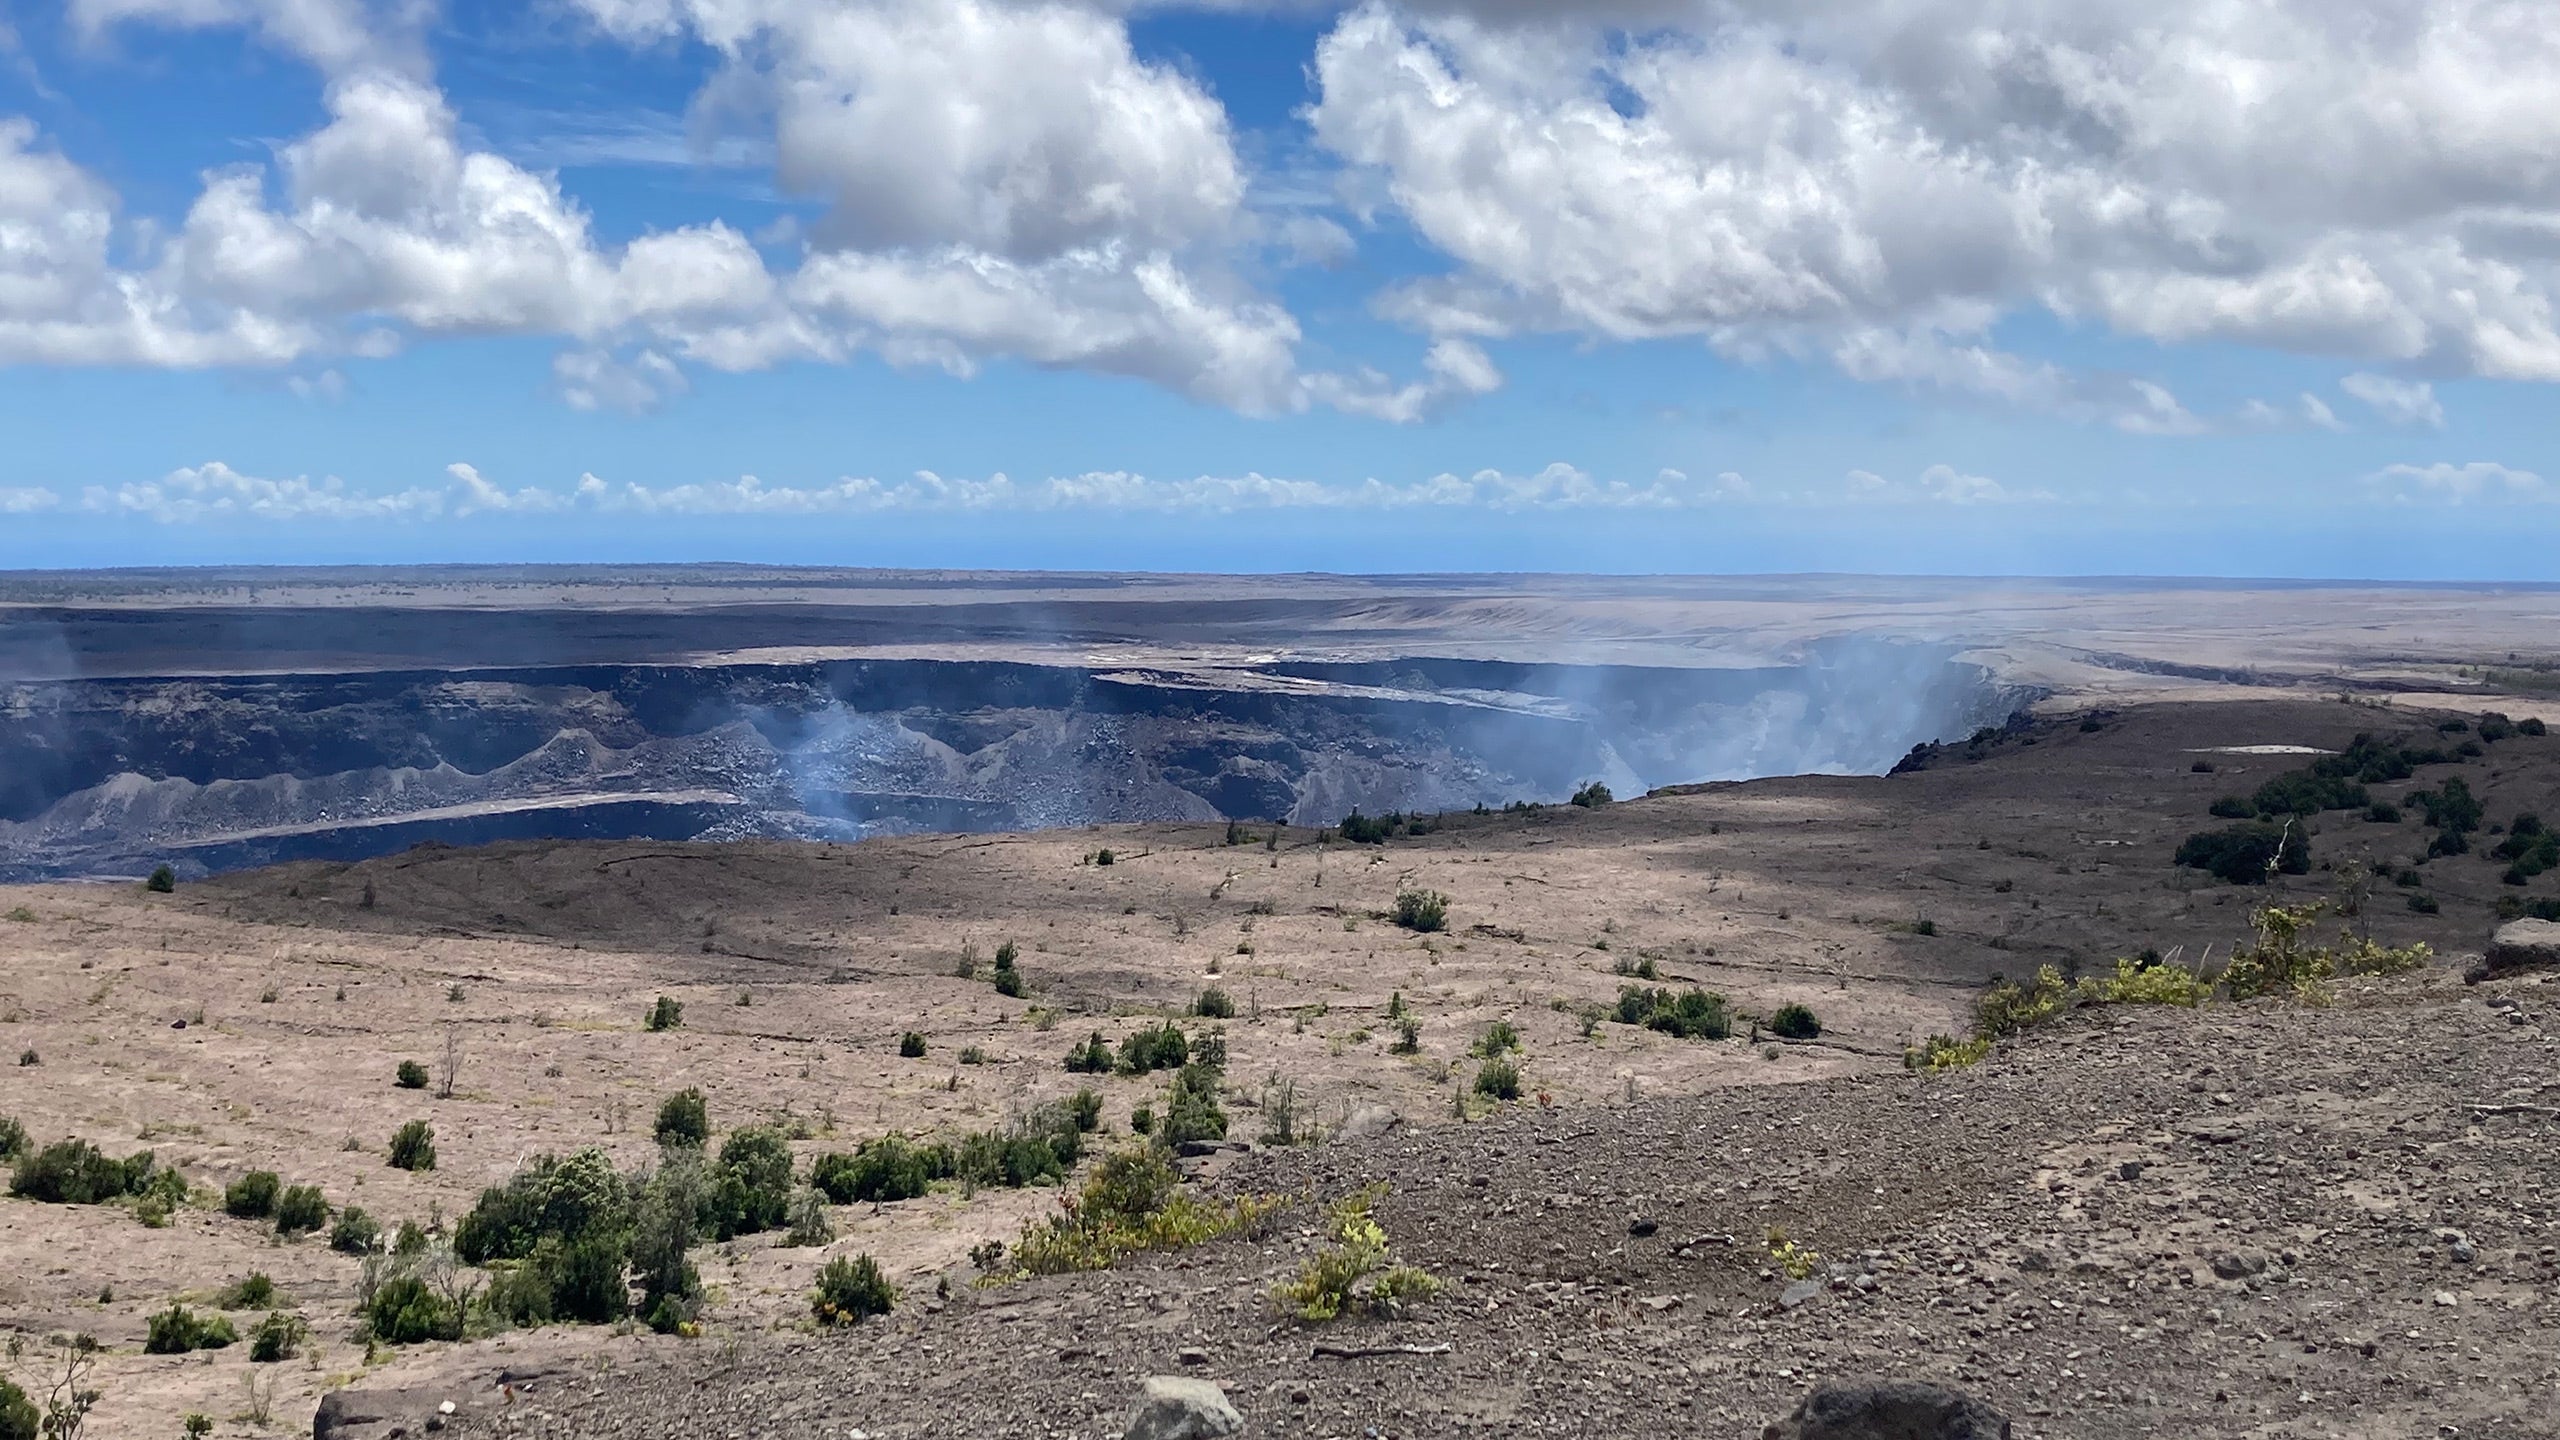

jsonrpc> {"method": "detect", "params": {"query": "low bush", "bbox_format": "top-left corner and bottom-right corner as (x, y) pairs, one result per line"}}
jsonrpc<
(456, 1148), (628, 1265)
(11, 1138), (157, 1205)
(224, 1170), (281, 1219)
(274, 1184), (329, 1235)
(1063, 1031), (1115, 1073)
(0, 1375), (34, 1440)
(1115, 1021), (1190, 1076)
(2407, 893), (2441, 914)
(1570, 781), (1613, 808)
(363, 1274), (462, 1345)
(146, 865), (176, 893)
(898, 1031), (928, 1059)
(1193, 987), (1237, 1019)
(992, 969), (1026, 999)
(330, 1206), (383, 1255)
(217, 1273), (277, 1310)
(811, 1137), (942, 1205)
(144, 1304), (237, 1355)
(0, 1117), (24, 1160)
(1473, 1056), (1521, 1101)
(1161, 1064), (1229, 1146)
(2174, 822), (2309, 884)
(1272, 1187), (1440, 1323)
(1065, 1088), (1104, 1134)
(387, 1120), (436, 1172)
(810, 1254), (896, 1326)
(1975, 966), (2071, 1038)
(1391, 889), (1449, 933)
(2079, 958), (2209, 1007)
(394, 1060), (429, 1090)
(1767, 1003), (1823, 1040)
(1474, 1019), (1519, 1057)
(653, 1088), (709, 1149)
(643, 995), (684, 1032)
(1613, 985), (1731, 1040)
(1905, 1034), (1994, 1072)
(1010, 1146), (1284, 1278)
(248, 1310), (306, 1363)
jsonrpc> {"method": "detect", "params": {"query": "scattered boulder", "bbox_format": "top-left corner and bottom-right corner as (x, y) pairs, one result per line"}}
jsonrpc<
(1336, 1105), (1406, 1142)
(2467, 920), (2560, 984)
(1761, 1378), (2010, 1440)
(1124, 1377), (1244, 1440)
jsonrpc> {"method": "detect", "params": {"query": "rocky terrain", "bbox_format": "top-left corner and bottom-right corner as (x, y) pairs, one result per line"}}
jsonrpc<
(3, 691), (2558, 1437)
(431, 953), (2560, 1440)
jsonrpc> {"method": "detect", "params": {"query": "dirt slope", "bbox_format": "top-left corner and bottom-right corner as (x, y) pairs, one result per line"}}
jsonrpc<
(436, 963), (2560, 1440)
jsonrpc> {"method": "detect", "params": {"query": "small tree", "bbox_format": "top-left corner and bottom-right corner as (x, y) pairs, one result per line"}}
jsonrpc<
(145, 865), (176, 894)
(653, 1089), (709, 1149)
(394, 1060), (429, 1090)
(811, 1254), (895, 1326)
(644, 996), (684, 1032)
(436, 1026), (463, 1100)
(898, 1032), (928, 1059)
(1570, 781), (1613, 809)
(387, 1121), (436, 1172)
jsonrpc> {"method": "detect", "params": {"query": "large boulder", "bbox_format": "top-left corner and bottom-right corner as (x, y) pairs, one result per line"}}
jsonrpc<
(2468, 919), (2560, 984)
(1761, 1378), (2010, 1440)
(1124, 1377), (1244, 1440)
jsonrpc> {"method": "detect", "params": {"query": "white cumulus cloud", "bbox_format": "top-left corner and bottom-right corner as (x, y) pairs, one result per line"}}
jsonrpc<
(2371, 461), (2546, 503)
(2340, 373), (2447, 428)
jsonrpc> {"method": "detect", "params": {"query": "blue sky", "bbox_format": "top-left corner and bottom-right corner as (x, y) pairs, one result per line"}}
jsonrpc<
(1, 0), (2555, 577)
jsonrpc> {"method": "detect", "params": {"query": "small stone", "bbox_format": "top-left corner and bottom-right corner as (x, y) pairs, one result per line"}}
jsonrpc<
(2433, 1291), (2459, 1307)
(1779, 1279), (1821, 1310)
(1177, 1347), (1209, 1367)
(1628, 1217), (1659, 1238)
(2117, 1160), (2146, 1181)
(1760, 1377), (2010, 1439)
(1123, 1378), (1244, 1440)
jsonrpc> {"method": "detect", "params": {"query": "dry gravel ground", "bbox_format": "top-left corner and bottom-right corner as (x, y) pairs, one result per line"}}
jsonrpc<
(2, 696), (2556, 1437)
(446, 963), (2560, 1440)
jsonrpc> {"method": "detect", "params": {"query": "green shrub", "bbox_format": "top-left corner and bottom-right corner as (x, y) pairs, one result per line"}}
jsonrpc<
(146, 865), (176, 893)
(363, 1275), (461, 1345)
(959, 1046), (987, 1065)
(631, 1154), (706, 1334)
(387, 1120), (436, 1171)
(1011, 1146), (1284, 1278)
(1976, 965), (2071, 1037)
(1392, 1017), (1422, 1054)
(1160, 1064), (1229, 1146)
(653, 1088), (709, 1149)
(1612, 986), (1731, 1040)
(1063, 1031), (1115, 1074)
(0, 1117), (24, 1160)
(811, 1254), (896, 1326)
(811, 1137), (937, 1205)
(217, 1273), (276, 1310)
(274, 1183), (329, 1235)
(644, 995), (684, 1032)
(1066, 1088), (1104, 1134)
(1474, 1019), (1519, 1057)
(1768, 1003), (1822, 1040)
(1272, 1188), (1440, 1323)
(993, 969), (1026, 999)
(1905, 1034), (1993, 1072)
(1094, 848), (1115, 866)
(2407, 893), (2441, 914)
(393, 1059), (429, 1090)
(2174, 822), (2309, 884)
(709, 1127), (794, 1238)
(330, 1207), (382, 1255)
(247, 1311), (306, 1363)
(1130, 1104), (1156, 1135)
(1116, 1021), (1190, 1076)
(2079, 958), (2209, 1007)
(1570, 781), (1613, 808)
(144, 1304), (237, 1355)
(993, 940), (1019, 972)
(1391, 889), (1449, 933)
(11, 1138), (147, 1204)
(2414, 776), (2485, 835)
(1338, 810), (1394, 844)
(2522, 717), (2549, 737)
(898, 1031), (928, 1059)
(2207, 795), (2258, 819)
(1473, 1056), (1521, 1101)
(534, 1231), (632, 1325)
(783, 1187), (835, 1248)
(0, 1375), (34, 1440)
(1193, 987), (1237, 1019)
(456, 1148), (628, 1264)
(223, 1170), (281, 1219)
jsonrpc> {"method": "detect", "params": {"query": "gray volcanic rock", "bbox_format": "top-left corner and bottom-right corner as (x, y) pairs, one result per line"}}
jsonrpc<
(1760, 1378), (2010, 1440)
(1123, 1377), (1244, 1440)
(2468, 919), (2560, 983)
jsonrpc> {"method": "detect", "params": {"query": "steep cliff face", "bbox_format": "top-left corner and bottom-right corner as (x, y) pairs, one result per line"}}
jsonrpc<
(0, 646), (2015, 879)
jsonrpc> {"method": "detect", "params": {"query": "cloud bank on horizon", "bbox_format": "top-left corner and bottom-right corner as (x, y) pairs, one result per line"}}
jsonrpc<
(0, 0), (2554, 570)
